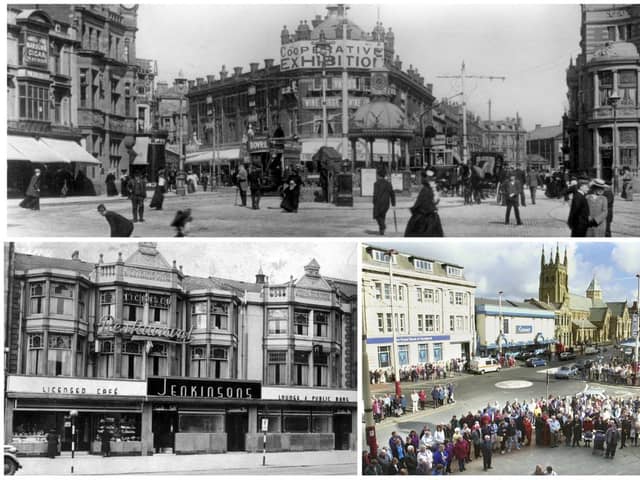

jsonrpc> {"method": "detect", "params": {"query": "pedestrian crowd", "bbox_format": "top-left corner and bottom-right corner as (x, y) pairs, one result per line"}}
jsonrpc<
(363, 391), (640, 475)
(369, 359), (467, 385)
(584, 358), (639, 386)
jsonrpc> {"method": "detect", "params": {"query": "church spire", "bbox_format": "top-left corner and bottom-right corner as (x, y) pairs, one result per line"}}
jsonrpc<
(541, 245), (545, 267)
(555, 243), (560, 264)
(564, 247), (568, 267)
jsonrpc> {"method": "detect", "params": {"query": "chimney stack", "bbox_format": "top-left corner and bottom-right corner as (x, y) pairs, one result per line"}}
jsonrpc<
(219, 65), (228, 79)
(187, 80), (195, 90)
(250, 62), (259, 73)
(206, 74), (215, 84)
(264, 58), (274, 69)
(233, 66), (243, 77)
(196, 77), (205, 86)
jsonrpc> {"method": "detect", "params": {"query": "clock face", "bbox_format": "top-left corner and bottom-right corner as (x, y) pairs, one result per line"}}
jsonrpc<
(372, 74), (387, 91)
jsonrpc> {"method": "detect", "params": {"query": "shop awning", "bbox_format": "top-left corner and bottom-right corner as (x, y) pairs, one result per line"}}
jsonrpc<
(7, 141), (28, 161)
(39, 138), (101, 165)
(185, 148), (241, 165)
(7, 135), (68, 163)
(131, 137), (150, 166)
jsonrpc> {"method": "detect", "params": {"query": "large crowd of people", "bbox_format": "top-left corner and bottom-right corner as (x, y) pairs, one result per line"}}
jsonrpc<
(363, 391), (640, 475)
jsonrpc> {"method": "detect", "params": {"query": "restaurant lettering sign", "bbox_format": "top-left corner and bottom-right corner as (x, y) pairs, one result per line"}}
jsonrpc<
(97, 316), (193, 342)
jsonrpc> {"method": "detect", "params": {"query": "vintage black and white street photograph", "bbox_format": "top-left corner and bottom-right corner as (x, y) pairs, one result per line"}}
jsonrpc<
(361, 240), (640, 475)
(3, 241), (357, 475)
(6, 3), (640, 237)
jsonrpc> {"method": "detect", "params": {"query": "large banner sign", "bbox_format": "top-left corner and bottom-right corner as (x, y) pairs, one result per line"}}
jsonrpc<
(280, 40), (384, 71)
(23, 33), (49, 68)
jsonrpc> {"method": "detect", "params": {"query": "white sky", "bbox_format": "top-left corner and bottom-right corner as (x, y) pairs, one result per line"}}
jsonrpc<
(13, 240), (358, 283)
(136, 1), (583, 131)
(366, 240), (640, 304)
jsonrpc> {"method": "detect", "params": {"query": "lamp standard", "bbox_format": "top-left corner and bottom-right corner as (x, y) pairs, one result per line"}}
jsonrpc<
(175, 75), (188, 196)
(498, 290), (504, 358)
(361, 281), (378, 456)
(608, 90), (620, 194)
(634, 273), (639, 385)
(386, 249), (401, 398)
(206, 95), (217, 190)
(314, 31), (332, 147)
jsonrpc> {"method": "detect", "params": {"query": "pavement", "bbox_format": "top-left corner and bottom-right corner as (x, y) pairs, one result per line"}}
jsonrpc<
(7, 186), (640, 237)
(14, 449), (357, 475)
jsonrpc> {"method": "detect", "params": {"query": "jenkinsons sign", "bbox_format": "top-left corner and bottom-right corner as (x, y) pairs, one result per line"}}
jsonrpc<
(147, 377), (262, 400)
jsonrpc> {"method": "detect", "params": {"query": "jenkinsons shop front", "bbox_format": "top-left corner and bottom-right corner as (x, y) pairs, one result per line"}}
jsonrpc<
(5, 375), (356, 456)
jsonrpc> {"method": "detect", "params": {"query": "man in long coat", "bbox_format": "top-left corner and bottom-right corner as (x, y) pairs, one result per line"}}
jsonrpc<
(128, 173), (147, 222)
(567, 179), (590, 236)
(503, 173), (523, 225)
(372, 170), (396, 235)
(237, 164), (248, 207)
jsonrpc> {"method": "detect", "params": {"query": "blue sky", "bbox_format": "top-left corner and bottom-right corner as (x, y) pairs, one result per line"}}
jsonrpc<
(136, 1), (581, 130)
(366, 240), (640, 305)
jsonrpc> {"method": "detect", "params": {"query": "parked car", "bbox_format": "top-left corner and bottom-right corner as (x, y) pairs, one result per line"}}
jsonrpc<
(515, 351), (535, 361)
(526, 357), (547, 367)
(559, 351), (577, 361)
(583, 345), (600, 355)
(555, 365), (578, 379)
(4, 445), (22, 476)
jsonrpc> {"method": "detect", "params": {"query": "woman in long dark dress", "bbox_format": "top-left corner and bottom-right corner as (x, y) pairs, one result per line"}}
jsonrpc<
(280, 179), (299, 212)
(105, 171), (118, 196)
(405, 170), (444, 237)
(149, 170), (166, 210)
(19, 168), (42, 210)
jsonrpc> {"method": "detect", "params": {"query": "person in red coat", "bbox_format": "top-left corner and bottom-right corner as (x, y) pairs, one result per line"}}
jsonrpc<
(523, 416), (533, 446)
(453, 437), (468, 472)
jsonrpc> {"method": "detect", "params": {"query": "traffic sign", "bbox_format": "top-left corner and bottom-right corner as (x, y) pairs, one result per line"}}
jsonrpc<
(633, 313), (639, 337)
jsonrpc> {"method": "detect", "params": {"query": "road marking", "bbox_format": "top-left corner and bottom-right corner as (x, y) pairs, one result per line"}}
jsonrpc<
(537, 367), (559, 373)
(495, 380), (534, 389)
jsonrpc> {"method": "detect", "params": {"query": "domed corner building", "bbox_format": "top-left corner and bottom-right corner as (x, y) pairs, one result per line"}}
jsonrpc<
(565, 5), (640, 186)
(185, 4), (436, 189)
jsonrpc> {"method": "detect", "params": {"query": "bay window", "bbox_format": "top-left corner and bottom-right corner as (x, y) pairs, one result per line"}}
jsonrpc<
(267, 309), (288, 335)
(314, 310), (329, 337)
(190, 346), (207, 378)
(123, 290), (144, 323)
(121, 342), (142, 379)
(190, 302), (208, 330)
(293, 350), (309, 386)
(313, 350), (328, 387)
(210, 346), (228, 378)
(50, 282), (73, 316)
(47, 334), (71, 376)
(30, 282), (44, 314)
(26, 334), (44, 375)
(267, 350), (287, 385)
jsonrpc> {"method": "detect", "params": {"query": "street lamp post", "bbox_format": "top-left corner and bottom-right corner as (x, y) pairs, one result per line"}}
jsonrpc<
(175, 77), (188, 196)
(362, 281), (378, 456)
(386, 249), (401, 398)
(608, 91), (620, 194)
(498, 290), (504, 359)
(206, 95), (217, 190)
(635, 273), (640, 385)
(314, 31), (332, 147)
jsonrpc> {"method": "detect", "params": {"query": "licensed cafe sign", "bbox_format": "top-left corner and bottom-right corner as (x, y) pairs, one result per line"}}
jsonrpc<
(6, 375), (146, 397)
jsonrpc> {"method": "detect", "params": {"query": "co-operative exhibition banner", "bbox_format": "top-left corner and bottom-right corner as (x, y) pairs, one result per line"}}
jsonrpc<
(280, 39), (384, 71)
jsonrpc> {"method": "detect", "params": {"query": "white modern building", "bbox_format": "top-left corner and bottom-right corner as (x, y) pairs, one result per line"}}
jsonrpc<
(361, 245), (476, 373)
(475, 297), (556, 357)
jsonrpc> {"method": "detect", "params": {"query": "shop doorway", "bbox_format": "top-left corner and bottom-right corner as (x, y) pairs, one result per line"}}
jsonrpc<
(225, 411), (248, 451)
(61, 413), (91, 452)
(333, 413), (352, 450)
(152, 411), (177, 453)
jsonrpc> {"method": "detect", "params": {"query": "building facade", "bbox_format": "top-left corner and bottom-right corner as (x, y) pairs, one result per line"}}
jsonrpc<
(526, 124), (563, 171)
(183, 4), (435, 184)
(565, 4), (640, 185)
(481, 116), (527, 167)
(361, 245), (476, 374)
(4, 244), (357, 456)
(475, 298), (556, 357)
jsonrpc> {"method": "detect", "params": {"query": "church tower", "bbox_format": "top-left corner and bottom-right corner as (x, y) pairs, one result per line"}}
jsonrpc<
(585, 276), (603, 304)
(538, 244), (569, 304)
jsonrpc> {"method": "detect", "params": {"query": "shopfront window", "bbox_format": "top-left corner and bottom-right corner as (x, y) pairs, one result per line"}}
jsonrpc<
(293, 350), (309, 386)
(179, 413), (224, 432)
(190, 346), (207, 378)
(123, 290), (144, 323)
(378, 345), (390, 368)
(283, 410), (310, 433)
(210, 301), (228, 330)
(314, 311), (329, 337)
(96, 414), (141, 445)
(27, 333), (44, 375)
(121, 342), (142, 379)
(294, 310), (309, 335)
(433, 343), (443, 362)
(48, 334), (71, 376)
(418, 343), (428, 363)
(311, 411), (331, 433)
(29, 282), (44, 314)
(313, 351), (328, 387)
(50, 283), (74, 316)
(99, 290), (115, 320)
(96, 339), (114, 377)
(398, 344), (409, 366)
(267, 350), (287, 385)
(149, 294), (170, 324)
(210, 346), (228, 379)
(267, 308), (288, 335)
(190, 302), (208, 330)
